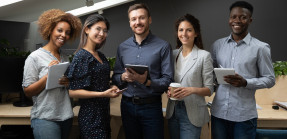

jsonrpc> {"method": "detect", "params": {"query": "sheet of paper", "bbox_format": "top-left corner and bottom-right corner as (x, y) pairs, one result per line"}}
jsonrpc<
(214, 68), (235, 84)
(46, 62), (70, 90)
(274, 101), (287, 110)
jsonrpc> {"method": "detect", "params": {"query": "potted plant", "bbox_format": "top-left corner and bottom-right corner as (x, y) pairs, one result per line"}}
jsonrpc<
(273, 61), (287, 77)
(0, 38), (32, 107)
(107, 56), (116, 71)
(0, 38), (30, 57)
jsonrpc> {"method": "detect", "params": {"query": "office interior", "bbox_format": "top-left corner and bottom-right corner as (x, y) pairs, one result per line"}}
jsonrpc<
(0, 0), (287, 139)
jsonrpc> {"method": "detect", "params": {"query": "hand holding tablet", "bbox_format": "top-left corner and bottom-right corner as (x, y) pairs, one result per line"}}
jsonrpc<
(214, 68), (235, 84)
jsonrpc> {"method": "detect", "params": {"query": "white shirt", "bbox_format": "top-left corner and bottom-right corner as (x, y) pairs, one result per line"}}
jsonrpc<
(175, 51), (191, 83)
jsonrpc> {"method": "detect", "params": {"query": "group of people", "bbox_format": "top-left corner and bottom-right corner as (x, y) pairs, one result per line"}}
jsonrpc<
(22, 1), (275, 139)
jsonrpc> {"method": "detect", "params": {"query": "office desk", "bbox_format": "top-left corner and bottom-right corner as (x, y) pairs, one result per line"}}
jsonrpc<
(0, 94), (166, 139)
(1, 98), (287, 139)
(0, 103), (122, 139)
(257, 105), (287, 128)
(0, 103), (31, 126)
(0, 96), (128, 139)
(0, 104), (80, 127)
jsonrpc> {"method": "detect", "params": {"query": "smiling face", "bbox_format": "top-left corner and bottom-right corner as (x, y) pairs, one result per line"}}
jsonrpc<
(85, 21), (108, 45)
(50, 21), (71, 48)
(177, 21), (197, 47)
(129, 8), (151, 37)
(229, 7), (252, 40)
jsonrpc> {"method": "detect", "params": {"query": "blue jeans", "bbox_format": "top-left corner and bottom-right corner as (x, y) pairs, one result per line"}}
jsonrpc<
(211, 115), (257, 139)
(168, 101), (201, 139)
(120, 98), (164, 139)
(31, 118), (73, 139)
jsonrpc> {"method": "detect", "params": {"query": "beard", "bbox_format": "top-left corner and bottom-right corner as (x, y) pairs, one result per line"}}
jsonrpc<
(133, 24), (149, 36)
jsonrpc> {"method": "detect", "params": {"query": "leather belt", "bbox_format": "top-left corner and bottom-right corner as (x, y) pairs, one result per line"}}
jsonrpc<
(122, 95), (161, 105)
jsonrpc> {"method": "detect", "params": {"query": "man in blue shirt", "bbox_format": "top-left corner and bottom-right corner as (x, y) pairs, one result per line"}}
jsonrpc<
(112, 3), (173, 139)
(210, 1), (275, 139)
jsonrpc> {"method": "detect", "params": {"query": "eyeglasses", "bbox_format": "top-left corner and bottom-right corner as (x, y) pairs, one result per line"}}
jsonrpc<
(96, 27), (108, 35)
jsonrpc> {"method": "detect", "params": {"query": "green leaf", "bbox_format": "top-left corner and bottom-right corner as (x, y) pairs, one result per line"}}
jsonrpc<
(107, 57), (116, 71)
(273, 61), (287, 77)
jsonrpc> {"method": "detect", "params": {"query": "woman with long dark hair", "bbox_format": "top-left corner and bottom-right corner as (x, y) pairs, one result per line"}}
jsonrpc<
(166, 14), (214, 139)
(66, 14), (121, 139)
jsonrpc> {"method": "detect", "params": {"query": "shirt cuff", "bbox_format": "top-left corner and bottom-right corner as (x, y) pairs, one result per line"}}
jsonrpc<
(245, 79), (253, 89)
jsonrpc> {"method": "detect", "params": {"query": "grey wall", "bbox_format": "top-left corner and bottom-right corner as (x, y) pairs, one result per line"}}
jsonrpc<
(5, 0), (287, 61)
(97, 0), (287, 61)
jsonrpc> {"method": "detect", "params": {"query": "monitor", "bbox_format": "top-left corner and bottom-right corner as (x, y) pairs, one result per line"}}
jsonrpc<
(0, 57), (32, 107)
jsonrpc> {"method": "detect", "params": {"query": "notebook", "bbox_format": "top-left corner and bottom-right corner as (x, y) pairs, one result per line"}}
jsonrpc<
(46, 62), (70, 90)
(214, 68), (235, 84)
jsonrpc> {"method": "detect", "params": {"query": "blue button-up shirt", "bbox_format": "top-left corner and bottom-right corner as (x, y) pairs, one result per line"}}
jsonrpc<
(211, 33), (275, 122)
(112, 32), (174, 98)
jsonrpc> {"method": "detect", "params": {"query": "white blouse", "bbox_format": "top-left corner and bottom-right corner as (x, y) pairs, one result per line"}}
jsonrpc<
(175, 51), (191, 83)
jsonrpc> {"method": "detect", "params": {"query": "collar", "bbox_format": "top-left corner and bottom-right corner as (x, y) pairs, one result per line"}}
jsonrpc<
(226, 33), (252, 46)
(132, 31), (152, 45)
(176, 45), (199, 61)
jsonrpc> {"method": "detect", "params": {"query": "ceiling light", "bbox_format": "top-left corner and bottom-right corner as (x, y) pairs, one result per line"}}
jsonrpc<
(98, 10), (103, 14)
(67, 0), (134, 17)
(86, 0), (94, 7)
(0, 0), (23, 7)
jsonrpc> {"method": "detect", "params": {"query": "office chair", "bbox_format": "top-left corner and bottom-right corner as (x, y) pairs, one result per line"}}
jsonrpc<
(256, 129), (287, 139)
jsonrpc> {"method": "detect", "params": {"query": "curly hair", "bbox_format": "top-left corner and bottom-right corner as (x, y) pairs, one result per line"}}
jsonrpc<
(38, 9), (82, 41)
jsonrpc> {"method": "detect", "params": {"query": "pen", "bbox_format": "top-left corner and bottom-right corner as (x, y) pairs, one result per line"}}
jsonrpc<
(219, 64), (224, 68)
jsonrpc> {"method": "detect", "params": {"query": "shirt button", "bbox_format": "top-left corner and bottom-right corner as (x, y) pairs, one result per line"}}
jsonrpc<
(232, 57), (234, 60)
(139, 47), (141, 49)
(134, 85), (136, 88)
(137, 55), (139, 58)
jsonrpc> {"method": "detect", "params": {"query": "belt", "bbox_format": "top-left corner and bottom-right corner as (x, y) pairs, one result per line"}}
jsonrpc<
(122, 95), (161, 105)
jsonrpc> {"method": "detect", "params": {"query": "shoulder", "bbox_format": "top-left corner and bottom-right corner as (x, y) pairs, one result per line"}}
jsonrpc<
(28, 48), (43, 57)
(150, 35), (170, 47)
(119, 37), (134, 47)
(173, 49), (179, 54)
(26, 48), (44, 61)
(197, 48), (212, 59)
(249, 36), (270, 50)
(74, 49), (88, 58)
(212, 36), (229, 46)
(73, 49), (92, 62)
(172, 49), (179, 58)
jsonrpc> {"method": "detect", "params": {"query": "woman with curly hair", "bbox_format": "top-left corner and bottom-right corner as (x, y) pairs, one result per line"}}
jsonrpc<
(22, 9), (81, 139)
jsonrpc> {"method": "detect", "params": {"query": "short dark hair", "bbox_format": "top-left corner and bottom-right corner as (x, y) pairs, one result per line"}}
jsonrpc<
(229, 1), (253, 16)
(128, 3), (151, 17)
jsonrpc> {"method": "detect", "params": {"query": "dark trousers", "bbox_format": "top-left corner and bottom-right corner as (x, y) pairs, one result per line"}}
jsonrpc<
(211, 115), (257, 139)
(120, 98), (164, 139)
